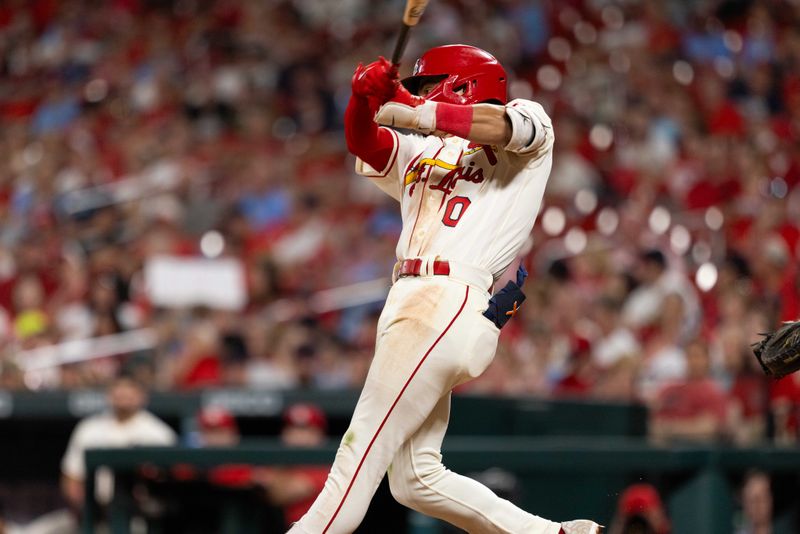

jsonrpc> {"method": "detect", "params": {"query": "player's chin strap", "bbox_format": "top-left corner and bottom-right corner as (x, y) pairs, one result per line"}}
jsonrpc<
(482, 265), (527, 329)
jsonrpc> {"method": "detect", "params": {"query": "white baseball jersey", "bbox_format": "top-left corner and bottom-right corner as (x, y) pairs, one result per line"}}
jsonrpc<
(356, 98), (554, 280)
(62, 410), (176, 502)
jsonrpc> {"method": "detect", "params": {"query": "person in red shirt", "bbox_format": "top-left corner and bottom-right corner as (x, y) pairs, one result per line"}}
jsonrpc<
(769, 371), (800, 446)
(553, 336), (594, 398)
(649, 340), (729, 444)
(256, 403), (330, 528)
(170, 319), (223, 389)
(192, 407), (256, 488)
(725, 334), (769, 446)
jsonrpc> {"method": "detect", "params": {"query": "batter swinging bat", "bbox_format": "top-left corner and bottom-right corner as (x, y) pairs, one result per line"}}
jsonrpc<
(391, 0), (430, 66)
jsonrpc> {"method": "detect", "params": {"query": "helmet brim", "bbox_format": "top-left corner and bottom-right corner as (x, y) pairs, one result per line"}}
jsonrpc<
(400, 74), (448, 97)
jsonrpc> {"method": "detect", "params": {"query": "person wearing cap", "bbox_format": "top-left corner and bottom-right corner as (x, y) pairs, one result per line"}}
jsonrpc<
(256, 403), (330, 529)
(193, 406), (257, 489)
(609, 483), (670, 534)
(196, 406), (241, 447)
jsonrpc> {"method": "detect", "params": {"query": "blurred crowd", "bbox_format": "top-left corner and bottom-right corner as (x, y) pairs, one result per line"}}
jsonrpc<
(1, 0), (800, 444)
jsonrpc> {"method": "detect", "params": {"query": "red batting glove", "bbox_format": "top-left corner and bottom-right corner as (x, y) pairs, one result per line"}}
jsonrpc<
(389, 81), (426, 108)
(351, 57), (398, 108)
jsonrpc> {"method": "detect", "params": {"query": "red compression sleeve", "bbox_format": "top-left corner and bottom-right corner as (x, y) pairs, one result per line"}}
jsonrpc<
(345, 95), (396, 172)
(435, 102), (473, 139)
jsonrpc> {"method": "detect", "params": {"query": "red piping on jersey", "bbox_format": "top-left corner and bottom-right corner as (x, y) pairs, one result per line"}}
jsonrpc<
(407, 140), (445, 252)
(321, 286), (470, 534)
(370, 129), (400, 178)
(483, 145), (497, 165)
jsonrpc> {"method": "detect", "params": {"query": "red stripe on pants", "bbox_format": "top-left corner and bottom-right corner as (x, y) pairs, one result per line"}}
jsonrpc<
(322, 285), (470, 533)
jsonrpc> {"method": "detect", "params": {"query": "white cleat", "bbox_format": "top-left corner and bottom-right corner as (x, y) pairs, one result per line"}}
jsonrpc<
(559, 519), (604, 534)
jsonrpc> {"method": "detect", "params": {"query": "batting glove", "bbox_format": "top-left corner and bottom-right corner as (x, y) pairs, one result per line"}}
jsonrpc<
(390, 81), (426, 108)
(351, 57), (398, 108)
(482, 265), (528, 329)
(374, 99), (438, 133)
(373, 80), (434, 131)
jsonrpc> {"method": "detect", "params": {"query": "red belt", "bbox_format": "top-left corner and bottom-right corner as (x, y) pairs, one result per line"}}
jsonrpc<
(397, 259), (451, 278)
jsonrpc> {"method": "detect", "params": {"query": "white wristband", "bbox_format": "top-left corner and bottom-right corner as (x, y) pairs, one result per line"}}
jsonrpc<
(416, 100), (437, 134)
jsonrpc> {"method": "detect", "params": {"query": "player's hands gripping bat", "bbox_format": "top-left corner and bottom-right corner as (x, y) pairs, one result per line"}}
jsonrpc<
(352, 57), (398, 109)
(350, 1), (429, 117)
(374, 77), (471, 134)
(752, 320), (800, 379)
(373, 84), (433, 132)
(391, 0), (431, 66)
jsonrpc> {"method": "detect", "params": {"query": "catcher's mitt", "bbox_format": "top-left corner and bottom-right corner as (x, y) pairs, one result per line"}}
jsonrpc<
(752, 321), (800, 379)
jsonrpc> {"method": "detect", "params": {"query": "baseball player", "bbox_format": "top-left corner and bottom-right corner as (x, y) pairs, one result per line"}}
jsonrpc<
(288, 45), (602, 534)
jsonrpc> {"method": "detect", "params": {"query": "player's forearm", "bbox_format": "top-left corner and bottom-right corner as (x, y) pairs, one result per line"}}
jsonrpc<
(345, 94), (395, 170)
(458, 103), (512, 146)
(61, 474), (84, 508)
(374, 100), (514, 146)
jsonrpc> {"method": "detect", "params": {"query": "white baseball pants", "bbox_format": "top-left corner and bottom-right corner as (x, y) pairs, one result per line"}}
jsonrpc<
(289, 263), (561, 534)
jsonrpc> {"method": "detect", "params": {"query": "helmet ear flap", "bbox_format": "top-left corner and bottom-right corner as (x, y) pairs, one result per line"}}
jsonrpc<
(454, 78), (478, 102)
(425, 74), (470, 104)
(441, 75), (474, 105)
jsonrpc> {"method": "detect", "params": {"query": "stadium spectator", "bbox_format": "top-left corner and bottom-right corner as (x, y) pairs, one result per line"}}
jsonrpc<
(196, 406), (240, 447)
(194, 406), (257, 489)
(648, 340), (729, 444)
(590, 296), (640, 401)
(0, 0), (795, 449)
(768, 369), (800, 446)
(720, 326), (769, 446)
(553, 336), (594, 398)
(168, 317), (224, 390)
(609, 483), (670, 534)
(60, 375), (176, 515)
(622, 250), (700, 343)
(735, 470), (773, 534)
(635, 293), (689, 403)
(256, 403), (330, 529)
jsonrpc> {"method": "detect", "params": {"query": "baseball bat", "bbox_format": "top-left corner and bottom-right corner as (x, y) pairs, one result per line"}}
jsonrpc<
(391, 0), (430, 66)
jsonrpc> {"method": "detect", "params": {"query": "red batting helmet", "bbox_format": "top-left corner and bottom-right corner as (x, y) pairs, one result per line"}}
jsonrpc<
(401, 44), (508, 105)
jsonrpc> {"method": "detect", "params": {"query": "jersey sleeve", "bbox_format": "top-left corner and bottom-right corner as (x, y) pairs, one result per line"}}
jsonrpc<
(61, 419), (89, 480)
(503, 99), (554, 160)
(138, 412), (178, 445)
(150, 416), (178, 444)
(355, 128), (428, 201)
